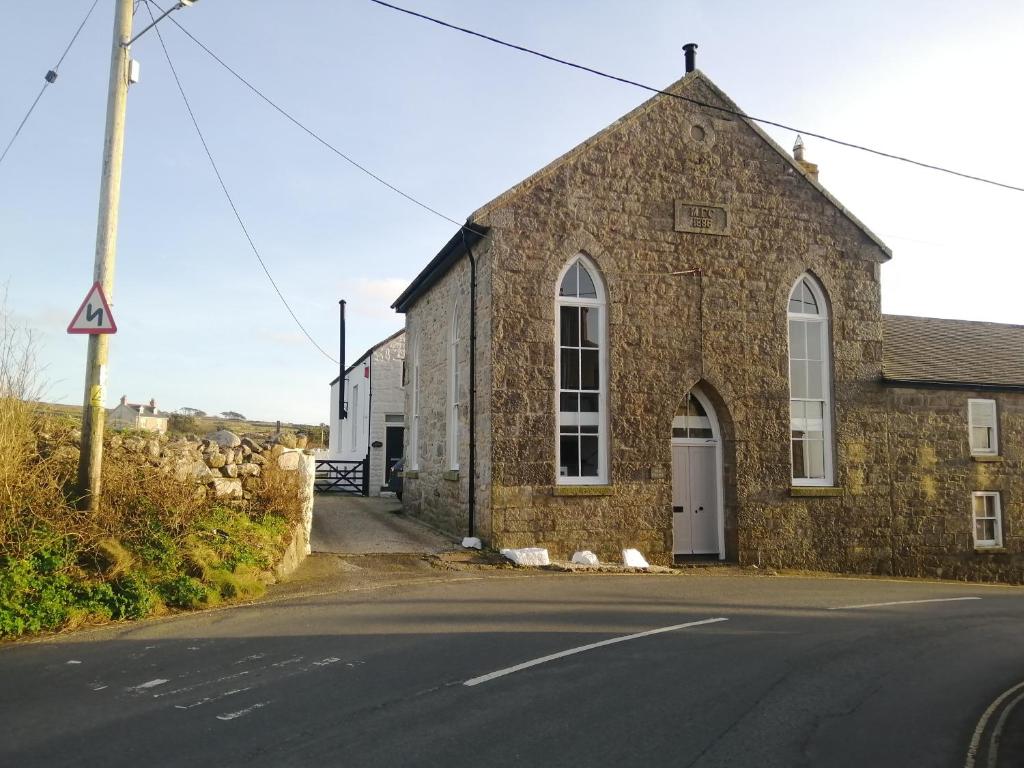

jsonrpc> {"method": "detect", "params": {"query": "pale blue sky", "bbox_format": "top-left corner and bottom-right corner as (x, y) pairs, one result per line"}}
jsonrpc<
(1, 1), (1021, 423)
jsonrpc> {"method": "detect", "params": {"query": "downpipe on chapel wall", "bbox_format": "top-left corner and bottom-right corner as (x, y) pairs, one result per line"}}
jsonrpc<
(462, 229), (478, 539)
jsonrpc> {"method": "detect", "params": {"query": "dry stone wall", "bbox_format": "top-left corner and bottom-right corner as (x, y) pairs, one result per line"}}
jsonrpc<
(105, 428), (315, 567)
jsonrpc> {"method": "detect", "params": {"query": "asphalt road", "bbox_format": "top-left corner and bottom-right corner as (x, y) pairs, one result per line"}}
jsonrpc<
(311, 494), (454, 555)
(2, 571), (1023, 767)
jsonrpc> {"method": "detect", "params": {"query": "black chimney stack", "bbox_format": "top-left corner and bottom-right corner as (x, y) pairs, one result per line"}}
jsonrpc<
(683, 42), (698, 73)
(338, 299), (347, 418)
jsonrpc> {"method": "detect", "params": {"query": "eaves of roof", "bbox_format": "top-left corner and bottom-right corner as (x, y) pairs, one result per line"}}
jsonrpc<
(328, 327), (406, 386)
(390, 225), (488, 315)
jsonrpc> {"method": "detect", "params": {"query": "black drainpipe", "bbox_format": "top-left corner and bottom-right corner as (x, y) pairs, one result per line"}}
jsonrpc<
(462, 229), (478, 538)
(365, 353), (373, 496)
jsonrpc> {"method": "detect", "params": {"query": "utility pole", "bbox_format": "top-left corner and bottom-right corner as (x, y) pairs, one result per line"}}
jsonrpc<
(76, 0), (134, 511)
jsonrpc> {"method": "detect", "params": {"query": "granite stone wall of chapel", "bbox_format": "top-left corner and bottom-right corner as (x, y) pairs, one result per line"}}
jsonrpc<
(471, 74), (893, 568)
(398, 72), (1024, 583)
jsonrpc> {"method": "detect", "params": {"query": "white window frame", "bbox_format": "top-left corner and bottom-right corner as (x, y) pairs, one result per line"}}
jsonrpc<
(787, 274), (834, 486)
(972, 491), (1002, 548)
(555, 254), (609, 485)
(350, 383), (359, 450)
(968, 398), (998, 456)
(447, 302), (461, 471)
(409, 337), (420, 471)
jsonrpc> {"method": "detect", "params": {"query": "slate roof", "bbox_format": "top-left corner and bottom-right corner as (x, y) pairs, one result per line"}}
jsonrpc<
(882, 314), (1024, 389)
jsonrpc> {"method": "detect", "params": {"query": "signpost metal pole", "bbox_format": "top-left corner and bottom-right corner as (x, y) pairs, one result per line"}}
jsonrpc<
(76, 0), (134, 511)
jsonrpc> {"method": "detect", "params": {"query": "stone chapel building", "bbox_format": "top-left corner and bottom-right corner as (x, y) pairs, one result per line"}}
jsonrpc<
(391, 65), (1024, 582)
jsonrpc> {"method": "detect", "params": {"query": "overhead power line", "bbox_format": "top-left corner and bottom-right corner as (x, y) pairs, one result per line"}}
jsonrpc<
(143, 1), (338, 364)
(156, 7), (471, 232)
(367, 0), (1024, 195)
(0, 0), (102, 170)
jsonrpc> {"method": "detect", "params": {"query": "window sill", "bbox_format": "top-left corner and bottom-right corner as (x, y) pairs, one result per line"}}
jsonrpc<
(974, 546), (1006, 554)
(789, 486), (844, 498)
(443, 470), (459, 482)
(553, 485), (614, 497)
(401, 470), (419, 479)
(971, 454), (1003, 463)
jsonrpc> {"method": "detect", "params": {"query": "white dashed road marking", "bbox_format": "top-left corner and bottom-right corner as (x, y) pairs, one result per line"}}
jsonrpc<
(128, 679), (169, 692)
(216, 701), (271, 721)
(829, 597), (981, 611)
(464, 617), (729, 687)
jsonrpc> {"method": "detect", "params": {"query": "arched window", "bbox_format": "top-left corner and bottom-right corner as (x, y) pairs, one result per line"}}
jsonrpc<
(788, 275), (833, 485)
(447, 302), (461, 471)
(556, 256), (607, 484)
(672, 392), (714, 440)
(409, 336), (420, 471)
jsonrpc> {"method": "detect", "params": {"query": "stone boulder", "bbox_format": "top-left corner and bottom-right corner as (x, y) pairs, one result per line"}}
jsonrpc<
(207, 453), (227, 469)
(222, 464), (239, 478)
(190, 461), (213, 481)
(123, 437), (145, 453)
(240, 437), (264, 453)
(238, 463), (261, 478)
(209, 429), (241, 448)
(277, 451), (300, 471)
(210, 477), (243, 499)
(294, 434), (308, 449)
(275, 433), (298, 449)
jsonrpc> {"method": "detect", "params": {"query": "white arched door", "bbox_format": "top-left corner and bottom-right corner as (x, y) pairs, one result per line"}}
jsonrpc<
(671, 388), (724, 557)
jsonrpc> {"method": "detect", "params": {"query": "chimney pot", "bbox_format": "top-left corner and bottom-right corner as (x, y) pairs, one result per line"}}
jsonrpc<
(792, 135), (819, 181)
(793, 135), (805, 161)
(149, 398), (156, 409)
(683, 42), (698, 73)
(120, 395), (127, 405)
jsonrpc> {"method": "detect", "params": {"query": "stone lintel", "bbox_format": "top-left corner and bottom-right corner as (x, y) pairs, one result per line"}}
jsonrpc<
(402, 470), (419, 479)
(789, 486), (844, 498)
(443, 470), (460, 482)
(553, 485), (615, 497)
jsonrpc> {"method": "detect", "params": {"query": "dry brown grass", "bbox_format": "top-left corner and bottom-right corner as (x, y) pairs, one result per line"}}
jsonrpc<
(0, 295), (82, 560)
(245, 459), (303, 525)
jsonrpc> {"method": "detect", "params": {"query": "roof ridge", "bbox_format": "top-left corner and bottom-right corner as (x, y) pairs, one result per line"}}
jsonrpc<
(884, 313), (1024, 331)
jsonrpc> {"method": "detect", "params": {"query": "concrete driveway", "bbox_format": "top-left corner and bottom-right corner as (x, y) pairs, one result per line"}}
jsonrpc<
(311, 493), (455, 555)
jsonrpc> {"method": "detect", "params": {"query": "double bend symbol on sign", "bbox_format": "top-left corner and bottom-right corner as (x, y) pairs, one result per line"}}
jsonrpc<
(67, 282), (118, 335)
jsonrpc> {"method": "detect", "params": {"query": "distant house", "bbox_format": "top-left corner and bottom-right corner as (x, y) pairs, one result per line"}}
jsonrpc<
(108, 396), (168, 434)
(328, 329), (406, 495)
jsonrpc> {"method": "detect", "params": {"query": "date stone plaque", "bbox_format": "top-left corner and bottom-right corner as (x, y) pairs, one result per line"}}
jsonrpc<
(674, 200), (730, 237)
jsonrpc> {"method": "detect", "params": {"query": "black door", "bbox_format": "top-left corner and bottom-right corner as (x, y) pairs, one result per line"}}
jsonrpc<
(384, 425), (404, 485)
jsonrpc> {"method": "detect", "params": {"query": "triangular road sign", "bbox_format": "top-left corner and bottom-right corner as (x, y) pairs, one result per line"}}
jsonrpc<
(67, 282), (117, 334)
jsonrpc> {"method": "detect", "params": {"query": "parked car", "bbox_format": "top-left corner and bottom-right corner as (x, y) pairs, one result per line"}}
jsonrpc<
(387, 458), (403, 500)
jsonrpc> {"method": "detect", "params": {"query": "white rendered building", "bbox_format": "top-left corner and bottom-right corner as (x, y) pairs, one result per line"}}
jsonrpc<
(327, 329), (406, 495)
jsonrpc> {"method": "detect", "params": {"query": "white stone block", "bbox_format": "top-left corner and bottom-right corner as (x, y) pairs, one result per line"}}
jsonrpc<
(500, 547), (550, 567)
(571, 550), (600, 566)
(621, 548), (649, 568)
(462, 537), (483, 549)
